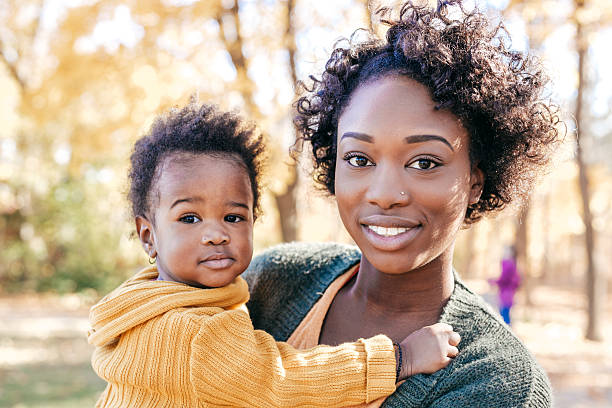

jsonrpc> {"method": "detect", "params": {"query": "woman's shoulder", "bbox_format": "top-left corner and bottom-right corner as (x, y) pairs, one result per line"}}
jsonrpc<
(388, 279), (552, 407)
(445, 279), (548, 370)
(244, 242), (360, 293)
(246, 241), (360, 274)
(243, 242), (361, 340)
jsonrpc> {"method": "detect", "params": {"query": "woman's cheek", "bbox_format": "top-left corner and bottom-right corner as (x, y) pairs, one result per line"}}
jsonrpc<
(424, 177), (471, 232)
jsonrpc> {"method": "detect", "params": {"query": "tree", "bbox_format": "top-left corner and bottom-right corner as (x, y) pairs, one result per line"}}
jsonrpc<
(504, 0), (611, 341)
(1, 0), (378, 291)
(573, 0), (603, 341)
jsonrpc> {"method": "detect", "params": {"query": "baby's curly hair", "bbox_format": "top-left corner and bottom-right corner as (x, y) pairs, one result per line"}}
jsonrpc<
(295, 0), (562, 222)
(128, 102), (265, 220)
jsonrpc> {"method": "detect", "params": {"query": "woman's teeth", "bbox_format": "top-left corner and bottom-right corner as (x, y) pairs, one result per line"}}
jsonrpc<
(367, 225), (409, 236)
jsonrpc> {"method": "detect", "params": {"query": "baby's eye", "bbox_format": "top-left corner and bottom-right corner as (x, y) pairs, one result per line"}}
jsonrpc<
(225, 214), (244, 223)
(407, 158), (439, 170)
(345, 155), (374, 167)
(179, 215), (200, 224)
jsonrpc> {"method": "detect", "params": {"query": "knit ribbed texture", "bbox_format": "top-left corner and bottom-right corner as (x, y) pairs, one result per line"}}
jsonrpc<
(244, 242), (554, 408)
(88, 266), (397, 407)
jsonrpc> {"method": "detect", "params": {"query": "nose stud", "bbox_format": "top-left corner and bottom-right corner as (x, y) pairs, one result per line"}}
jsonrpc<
(400, 191), (406, 195)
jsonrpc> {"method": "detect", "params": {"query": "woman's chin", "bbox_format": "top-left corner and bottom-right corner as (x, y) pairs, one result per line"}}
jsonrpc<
(360, 253), (419, 275)
(360, 247), (451, 276)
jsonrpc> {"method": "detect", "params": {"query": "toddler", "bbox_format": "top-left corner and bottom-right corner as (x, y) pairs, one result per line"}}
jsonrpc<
(88, 102), (461, 407)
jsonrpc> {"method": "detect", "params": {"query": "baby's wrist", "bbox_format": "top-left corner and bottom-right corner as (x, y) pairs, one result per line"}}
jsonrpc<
(393, 342), (402, 381)
(395, 341), (412, 380)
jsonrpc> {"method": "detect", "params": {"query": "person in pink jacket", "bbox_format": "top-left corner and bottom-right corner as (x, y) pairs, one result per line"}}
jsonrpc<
(490, 246), (521, 325)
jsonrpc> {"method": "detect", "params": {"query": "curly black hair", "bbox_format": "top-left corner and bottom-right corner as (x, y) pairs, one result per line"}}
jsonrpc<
(128, 102), (265, 220)
(294, 0), (562, 223)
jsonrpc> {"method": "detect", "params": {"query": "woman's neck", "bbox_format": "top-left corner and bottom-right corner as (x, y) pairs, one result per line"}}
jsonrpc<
(348, 249), (455, 316)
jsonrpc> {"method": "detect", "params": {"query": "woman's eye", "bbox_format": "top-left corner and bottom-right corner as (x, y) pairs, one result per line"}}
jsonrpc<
(225, 215), (244, 223)
(179, 215), (200, 224)
(408, 158), (439, 170)
(347, 155), (374, 167)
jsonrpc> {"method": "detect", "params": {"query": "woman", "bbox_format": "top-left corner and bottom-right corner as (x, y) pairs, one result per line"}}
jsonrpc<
(245, 1), (559, 406)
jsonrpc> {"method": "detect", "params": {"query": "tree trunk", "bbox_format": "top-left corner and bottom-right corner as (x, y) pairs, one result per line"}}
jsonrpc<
(460, 226), (476, 278)
(216, 1), (261, 121)
(540, 191), (551, 283)
(362, 0), (374, 32)
(218, 0), (299, 242)
(515, 201), (532, 306)
(574, 0), (603, 341)
(272, 0), (299, 242)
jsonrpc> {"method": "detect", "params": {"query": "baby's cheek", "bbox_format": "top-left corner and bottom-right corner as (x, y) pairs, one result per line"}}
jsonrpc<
(168, 238), (193, 260)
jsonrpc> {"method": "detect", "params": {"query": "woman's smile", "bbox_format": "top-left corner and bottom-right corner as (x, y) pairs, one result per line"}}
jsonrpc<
(359, 214), (423, 250)
(361, 222), (422, 251)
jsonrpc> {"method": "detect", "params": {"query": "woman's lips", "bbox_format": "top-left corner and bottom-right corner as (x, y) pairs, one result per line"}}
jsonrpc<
(200, 254), (235, 270)
(360, 216), (422, 251)
(359, 215), (421, 229)
(366, 225), (410, 236)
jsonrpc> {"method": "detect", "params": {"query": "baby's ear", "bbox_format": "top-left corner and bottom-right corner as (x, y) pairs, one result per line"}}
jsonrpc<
(135, 216), (156, 258)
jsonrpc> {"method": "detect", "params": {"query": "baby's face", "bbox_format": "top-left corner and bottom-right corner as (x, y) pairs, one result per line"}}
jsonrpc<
(146, 152), (254, 288)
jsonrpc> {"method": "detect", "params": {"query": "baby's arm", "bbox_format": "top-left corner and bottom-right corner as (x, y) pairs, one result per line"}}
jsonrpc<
(189, 311), (459, 407)
(190, 309), (394, 407)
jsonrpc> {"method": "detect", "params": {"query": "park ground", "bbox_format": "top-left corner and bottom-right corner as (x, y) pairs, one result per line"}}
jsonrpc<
(0, 279), (610, 407)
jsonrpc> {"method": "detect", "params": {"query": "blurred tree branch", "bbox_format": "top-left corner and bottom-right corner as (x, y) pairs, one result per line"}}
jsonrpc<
(0, 47), (25, 90)
(216, 0), (261, 120)
(273, 0), (299, 243)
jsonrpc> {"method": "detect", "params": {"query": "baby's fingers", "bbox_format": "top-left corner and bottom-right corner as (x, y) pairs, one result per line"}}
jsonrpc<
(449, 331), (461, 346)
(447, 345), (459, 358)
(432, 322), (453, 333)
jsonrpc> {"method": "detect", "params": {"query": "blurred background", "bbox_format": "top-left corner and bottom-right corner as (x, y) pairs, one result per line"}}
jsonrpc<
(0, 0), (610, 406)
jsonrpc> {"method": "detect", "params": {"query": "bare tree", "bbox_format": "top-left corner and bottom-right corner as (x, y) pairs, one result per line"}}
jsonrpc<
(514, 202), (532, 306)
(217, 0), (299, 242)
(273, 0), (299, 243)
(216, 1), (261, 120)
(574, 0), (603, 341)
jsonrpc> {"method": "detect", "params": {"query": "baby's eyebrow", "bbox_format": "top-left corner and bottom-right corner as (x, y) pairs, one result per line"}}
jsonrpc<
(169, 196), (204, 209)
(228, 201), (250, 211)
(170, 197), (195, 209)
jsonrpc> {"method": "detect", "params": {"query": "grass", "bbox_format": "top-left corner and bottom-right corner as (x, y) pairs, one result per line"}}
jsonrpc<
(0, 362), (105, 408)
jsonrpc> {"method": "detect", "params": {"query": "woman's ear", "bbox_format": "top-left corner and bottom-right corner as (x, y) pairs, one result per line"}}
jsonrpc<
(469, 165), (484, 205)
(135, 216), (157, 259)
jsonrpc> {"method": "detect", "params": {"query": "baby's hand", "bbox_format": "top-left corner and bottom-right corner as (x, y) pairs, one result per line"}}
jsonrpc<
(397, 323), (460, 380)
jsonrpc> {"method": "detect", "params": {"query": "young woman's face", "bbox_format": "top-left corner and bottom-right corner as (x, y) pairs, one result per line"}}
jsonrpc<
(139, 153), (254, 288)
(335, 76), (483, 274)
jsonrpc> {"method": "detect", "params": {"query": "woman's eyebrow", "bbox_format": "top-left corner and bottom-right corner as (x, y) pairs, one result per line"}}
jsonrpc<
(341, 132), (454, 151)
(405, 135), (454, 151)
(340, 132), (373, 142)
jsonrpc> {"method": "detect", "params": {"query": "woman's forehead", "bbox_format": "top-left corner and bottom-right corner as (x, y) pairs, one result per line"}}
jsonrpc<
(338, 76), (468, 149)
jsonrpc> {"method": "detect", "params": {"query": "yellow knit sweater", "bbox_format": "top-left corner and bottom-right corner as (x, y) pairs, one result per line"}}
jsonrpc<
(88, 267), (396, 407)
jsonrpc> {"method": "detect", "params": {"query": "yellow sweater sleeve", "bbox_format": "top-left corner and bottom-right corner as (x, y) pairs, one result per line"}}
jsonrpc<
(189, 309), (396, 407)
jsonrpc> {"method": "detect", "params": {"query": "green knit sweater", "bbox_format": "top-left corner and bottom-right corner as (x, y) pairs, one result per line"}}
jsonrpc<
(244, 242), (552, 407)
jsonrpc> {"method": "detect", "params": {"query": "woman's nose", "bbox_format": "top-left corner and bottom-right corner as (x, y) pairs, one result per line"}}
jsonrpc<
(201, 226), (230, 245)
(365, 165), (411, 209)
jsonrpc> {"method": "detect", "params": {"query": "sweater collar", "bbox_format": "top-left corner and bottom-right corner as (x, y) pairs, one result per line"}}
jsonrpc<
(88, 266), (249, 347)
